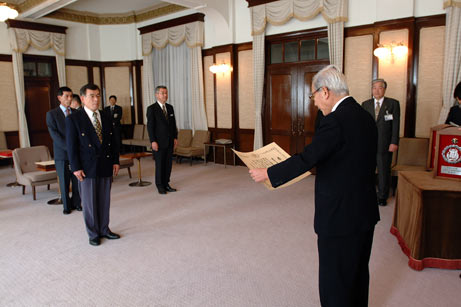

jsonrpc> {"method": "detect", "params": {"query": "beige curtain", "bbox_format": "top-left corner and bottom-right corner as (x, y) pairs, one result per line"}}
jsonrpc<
(141, 21), (207, 131)
(440, 2), (461, 123)
(8, 28), (66, 147)
(250, 0), (348, 149)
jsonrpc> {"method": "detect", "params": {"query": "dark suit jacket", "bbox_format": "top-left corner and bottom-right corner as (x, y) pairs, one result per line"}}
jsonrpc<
(66, 108), (119, 178)
(362, 97), (400, 153)
(104, 105), (123, 127)
(268, 97), (380, 237)
(445, 105), (461, 126)
(46, 106), (77, 161)
(146, 102), (178, 149)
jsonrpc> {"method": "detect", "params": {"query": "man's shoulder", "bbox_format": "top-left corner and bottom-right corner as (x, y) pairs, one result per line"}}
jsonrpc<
(384, 97), (400, 104)
(361, 98), (373, 106)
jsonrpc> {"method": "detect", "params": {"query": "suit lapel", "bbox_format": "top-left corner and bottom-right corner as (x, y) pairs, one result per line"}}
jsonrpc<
(81, 110), (102, 148)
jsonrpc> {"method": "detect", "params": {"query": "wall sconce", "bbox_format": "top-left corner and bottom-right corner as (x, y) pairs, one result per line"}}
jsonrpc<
(0, 3), (18, 22)
(209, 63), (233, 74)
(373, 41), (408, 63)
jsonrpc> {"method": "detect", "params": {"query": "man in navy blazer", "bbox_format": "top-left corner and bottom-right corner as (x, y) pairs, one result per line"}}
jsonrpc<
(46, 86), (81, 214)
(66, 84), (120, 246)
(362, 79), (400, 206)
(250, 65), (379, 306)
(146, 86), (178, 194)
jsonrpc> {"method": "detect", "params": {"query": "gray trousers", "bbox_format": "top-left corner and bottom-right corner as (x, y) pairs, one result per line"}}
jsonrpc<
(376, 151), (392, 201)
(78, 177), (112, 240)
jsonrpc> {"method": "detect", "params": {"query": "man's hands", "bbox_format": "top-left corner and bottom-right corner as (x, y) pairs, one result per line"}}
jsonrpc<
(74, 170), (86, 182)
(152, 141), (159, 152)
(174, 138), (178, 149)
(249, 168), (269, 183)
(389, 144), (398, 152)
(113, 164), (120, 177)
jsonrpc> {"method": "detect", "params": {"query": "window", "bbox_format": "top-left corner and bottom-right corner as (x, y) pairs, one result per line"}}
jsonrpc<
(23, 61), (52, 77)
(269, 37), (329, 64)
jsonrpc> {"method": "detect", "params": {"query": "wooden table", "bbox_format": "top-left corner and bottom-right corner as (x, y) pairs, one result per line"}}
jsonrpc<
(391, 171), (461, 270)
(35, 160), (61, 205)
(120, 152), (152, 187)
(204, 142), (235, 168)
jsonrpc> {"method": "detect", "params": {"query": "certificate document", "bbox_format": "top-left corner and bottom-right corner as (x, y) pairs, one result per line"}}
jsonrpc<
(233, 142), (311, 190)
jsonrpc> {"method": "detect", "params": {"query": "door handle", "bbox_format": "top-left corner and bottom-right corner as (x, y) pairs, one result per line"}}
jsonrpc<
(298, 119), (304, 136)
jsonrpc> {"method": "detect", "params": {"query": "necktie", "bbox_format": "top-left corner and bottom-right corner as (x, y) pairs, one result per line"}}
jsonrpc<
(111, 106), (114, 116)
(92, 112), (103, 143)
(66, 107), (70, 117)
(375, 101), (381, 120)
(162, 104), (168, 119)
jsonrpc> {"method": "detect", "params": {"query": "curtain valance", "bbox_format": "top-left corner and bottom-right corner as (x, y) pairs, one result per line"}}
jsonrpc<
(444, 0), (461, 8)
(250, 0), (348, 35)
(142, 21), (204, 56)
(10, 28), (65, 56)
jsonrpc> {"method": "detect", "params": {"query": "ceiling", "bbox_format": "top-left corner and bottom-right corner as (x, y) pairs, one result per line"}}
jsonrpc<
(5, 0), (209, 21)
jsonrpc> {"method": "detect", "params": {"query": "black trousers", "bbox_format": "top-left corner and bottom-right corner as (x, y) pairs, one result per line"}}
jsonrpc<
(376, 151), (392, 201)
(317, 227), (375, 307)
(153, 146), (173, 188)
(55, 159), (80, 211)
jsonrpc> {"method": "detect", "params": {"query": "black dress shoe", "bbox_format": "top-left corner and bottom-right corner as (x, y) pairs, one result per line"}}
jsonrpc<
(75, 206), (82, 211)
(63, 209), (71, 215)
(378, 199), (387, 206)
(158, 188), (167, 194)
(165, 185), (177, 192)
(89, 238), (100, 246)
(103, 231), (120, 240)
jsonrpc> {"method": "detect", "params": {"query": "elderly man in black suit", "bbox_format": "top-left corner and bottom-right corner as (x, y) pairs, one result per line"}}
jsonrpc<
(147, 86), (178, 195)
(66, 84), (120, 246)
(46, 86), (81, 215)
(250, 65), (379, 307)
(362, 79), (400, 206)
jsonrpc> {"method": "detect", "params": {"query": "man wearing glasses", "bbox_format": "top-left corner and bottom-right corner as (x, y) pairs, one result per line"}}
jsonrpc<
(250, 65), (379, 306)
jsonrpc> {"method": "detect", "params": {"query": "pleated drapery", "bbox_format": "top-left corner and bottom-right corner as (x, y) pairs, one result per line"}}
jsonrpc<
(141, 21), (207, 131)
(439, 1), (461, 123)
(250, 0), (348, 149)
(8, 28), (66, 148)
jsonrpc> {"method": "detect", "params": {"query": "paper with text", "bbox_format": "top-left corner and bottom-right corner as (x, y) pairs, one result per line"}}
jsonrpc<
(233, 142), (311, 190)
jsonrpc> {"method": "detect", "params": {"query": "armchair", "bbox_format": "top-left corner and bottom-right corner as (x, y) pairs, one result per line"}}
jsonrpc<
(175, 130), (210, 165)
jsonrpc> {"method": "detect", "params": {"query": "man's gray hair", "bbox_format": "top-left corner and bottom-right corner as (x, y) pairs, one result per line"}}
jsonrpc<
(372, 78), (387, 88)
(312, 65), (349, 96)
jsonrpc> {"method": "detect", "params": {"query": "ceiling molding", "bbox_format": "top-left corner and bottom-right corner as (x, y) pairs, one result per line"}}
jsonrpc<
(43, 4), (186, 25)
(6, 18), (67, 33)
(138, 12), (204, 35)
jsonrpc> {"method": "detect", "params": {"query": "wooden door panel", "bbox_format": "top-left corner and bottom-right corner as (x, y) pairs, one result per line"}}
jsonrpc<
(25, 80), (53, 150)
(271, 135), (292, 154)
(270, 74), (292, 132)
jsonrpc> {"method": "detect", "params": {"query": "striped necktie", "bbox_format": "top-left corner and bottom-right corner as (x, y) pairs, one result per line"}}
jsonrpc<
(92, 112), (103, 143)
(375, 101), (381, 120)
(65, 107), (70, 117)
(162, 104), (168, 119)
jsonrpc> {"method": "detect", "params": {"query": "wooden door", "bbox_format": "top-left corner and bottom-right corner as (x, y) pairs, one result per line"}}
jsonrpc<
(265, 64), (325, 155)
(24, 80), (54, 151)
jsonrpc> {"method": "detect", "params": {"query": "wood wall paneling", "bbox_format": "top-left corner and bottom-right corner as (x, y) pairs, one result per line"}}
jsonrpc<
(216, 52), (232, 129)
(104, 66), (132, 125)
(415, 26), (445, 138)
(65, 65), (88, 94)
(0, 61), (19, 132)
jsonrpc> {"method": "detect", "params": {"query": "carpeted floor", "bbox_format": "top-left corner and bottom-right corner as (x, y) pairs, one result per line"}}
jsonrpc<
(0, 158), (459, 306)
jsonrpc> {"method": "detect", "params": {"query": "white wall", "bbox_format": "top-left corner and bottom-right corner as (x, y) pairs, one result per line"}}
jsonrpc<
(0, 0), (447, 61)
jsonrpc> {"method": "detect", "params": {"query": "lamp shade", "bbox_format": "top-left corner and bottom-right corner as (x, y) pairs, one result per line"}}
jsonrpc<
(373, 46), (390, 59)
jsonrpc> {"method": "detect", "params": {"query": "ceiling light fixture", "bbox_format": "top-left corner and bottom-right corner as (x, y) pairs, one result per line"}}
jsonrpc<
(0, 3), (18, 22)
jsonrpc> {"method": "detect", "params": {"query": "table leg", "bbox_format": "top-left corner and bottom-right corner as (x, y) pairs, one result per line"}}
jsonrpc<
(213, 146), (216, 164)
(224, 146), (227, 168)
(129, 157), (151, 187)
(204, 144), (207, 164)
(233, 145), (236, 166)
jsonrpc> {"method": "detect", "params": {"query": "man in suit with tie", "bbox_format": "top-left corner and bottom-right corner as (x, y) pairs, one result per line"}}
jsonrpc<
(66, 84), (120, 246)
(146, 86), (178, 195)
(362, 79), (400, 206)
(250, 65), (379, 306)
(46, 86), (81, 215)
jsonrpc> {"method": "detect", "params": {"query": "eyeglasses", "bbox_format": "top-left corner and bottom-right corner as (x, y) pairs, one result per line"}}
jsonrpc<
(309, 87), (323, 100)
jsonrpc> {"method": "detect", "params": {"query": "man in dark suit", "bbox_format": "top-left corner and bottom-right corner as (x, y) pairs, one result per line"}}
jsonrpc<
(250, 65), (379, 307)
(46, 86), (81, 215)
(147, 86), (178, 195)
(66, 84), (120, 246)
(362, 79), (400, 206)
(104, 95), (123, 150)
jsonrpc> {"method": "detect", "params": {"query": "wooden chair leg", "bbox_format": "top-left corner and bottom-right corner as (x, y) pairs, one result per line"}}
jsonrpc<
(32, 186), (36, 200)
(127, 167), (132, 179)
(22, 185), (25, 195)
(190, 157), (193, 166)
(47, 184), (50, 190)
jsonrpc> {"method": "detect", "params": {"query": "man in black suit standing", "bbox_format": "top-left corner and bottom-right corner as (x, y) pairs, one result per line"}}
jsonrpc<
(250, 65), (379, 307)
(147, 86), (178, 195)
(104, 95), (123, 141)
(362, 79), (400, 206)
(46, 86), (81, 215)
(66, 84), (120, 246)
